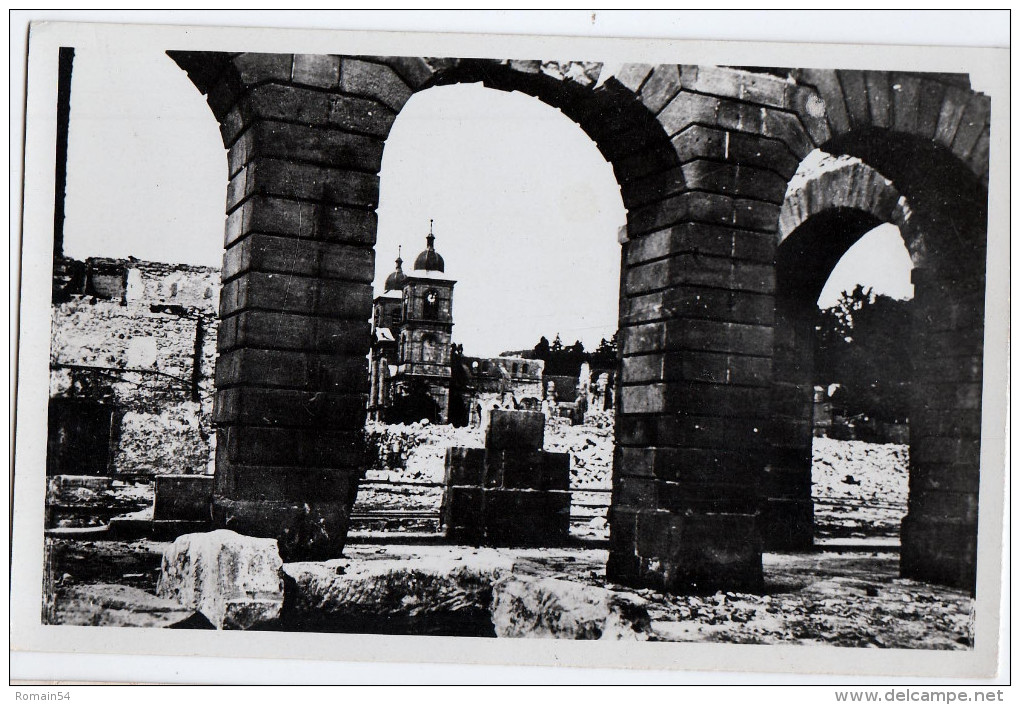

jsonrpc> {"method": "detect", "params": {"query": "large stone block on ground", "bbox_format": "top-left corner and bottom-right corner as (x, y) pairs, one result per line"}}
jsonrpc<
(211, 495), (353, 561)
(486, 409), (545, 451)
(540, 451), (571, 491)
(282, 551), (516, 635)
(483, 448), (545, 489)
(51, 584), (211, 629)
(157, 529), (285, 629)
(483, 489), (571, 547)
(444, 447), (486, 486)
(491, 576), (653, 640)
(441, 485), (484, 544)
(153, 475), (214, 521)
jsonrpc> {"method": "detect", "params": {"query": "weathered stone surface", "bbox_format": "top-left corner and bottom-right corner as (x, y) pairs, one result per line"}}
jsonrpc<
(153, 475), (213, 521)
(282, 552), (515, 635)
(157, 529), (284, 629)
(485, 409), (545, 451)
(482, 489), (571, 547)
(491, 576), (653, 640)
(444, 446), (486, 486)
(53, 584), (211, 629)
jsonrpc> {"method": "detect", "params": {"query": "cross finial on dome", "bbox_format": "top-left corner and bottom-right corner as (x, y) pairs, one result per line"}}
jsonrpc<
(413, 219), (445, 272)
(384, 245), (408, 291)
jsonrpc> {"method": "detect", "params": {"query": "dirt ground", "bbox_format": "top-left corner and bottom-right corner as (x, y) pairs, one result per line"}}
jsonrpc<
(44, 425), (945, 644)
(44, 537), (973, 648)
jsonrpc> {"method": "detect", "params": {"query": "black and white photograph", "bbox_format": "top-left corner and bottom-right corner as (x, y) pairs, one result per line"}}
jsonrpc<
(10, 12), (1010, 686)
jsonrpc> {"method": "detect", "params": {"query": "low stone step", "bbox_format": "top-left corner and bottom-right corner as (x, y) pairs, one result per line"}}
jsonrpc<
(107, 517), (211, 541)
(45, 525), (111, 539)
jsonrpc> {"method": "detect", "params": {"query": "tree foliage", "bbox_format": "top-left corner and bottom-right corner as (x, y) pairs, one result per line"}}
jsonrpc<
(814, 285), (913, 423)
(529, 332), (618, 376)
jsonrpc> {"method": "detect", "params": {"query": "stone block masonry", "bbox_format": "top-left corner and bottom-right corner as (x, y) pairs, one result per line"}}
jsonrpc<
(167, 52), (990, 591)
(442, 410), (571, 546)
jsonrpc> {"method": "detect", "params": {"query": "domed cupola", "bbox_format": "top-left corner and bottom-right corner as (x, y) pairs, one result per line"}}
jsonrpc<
(413, 220), (445, 273)
(383, 247), (407, 292)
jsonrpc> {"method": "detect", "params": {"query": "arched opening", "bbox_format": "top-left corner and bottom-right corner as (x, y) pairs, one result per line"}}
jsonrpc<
(421, 289), (440, 321)
(420, 333), (441, 364)
(767, 142), (986, 590)
(769, 215), (915, 548)
(362, 80), (626, 543)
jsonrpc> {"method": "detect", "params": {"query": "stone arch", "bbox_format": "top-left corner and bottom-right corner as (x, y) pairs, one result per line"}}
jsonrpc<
(168, 53), (987, 593)
(773, 71), (989, 590)
(778, 152), (913, 253)
(763, 153), (914, 550)
(164, 56), (821, 587)
(795, 69), (990, 187)
(167, 51), (697, 570)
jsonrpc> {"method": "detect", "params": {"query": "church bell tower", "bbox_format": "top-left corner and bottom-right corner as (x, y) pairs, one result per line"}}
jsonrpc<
(370, 220), (456, 423)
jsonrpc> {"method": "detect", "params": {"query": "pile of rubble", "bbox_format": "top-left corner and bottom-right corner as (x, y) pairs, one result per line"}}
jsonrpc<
(812, 437), (909, 539)
(359, 422), (911, 541)
(364, 419), (613, 490)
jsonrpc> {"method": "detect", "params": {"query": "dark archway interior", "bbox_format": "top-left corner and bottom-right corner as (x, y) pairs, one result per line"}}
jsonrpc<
(766, 208), (892, 551)
(776, 208), (885, 305)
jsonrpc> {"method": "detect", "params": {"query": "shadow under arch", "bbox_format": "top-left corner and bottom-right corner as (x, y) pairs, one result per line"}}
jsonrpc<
(822, 128), (988, 272)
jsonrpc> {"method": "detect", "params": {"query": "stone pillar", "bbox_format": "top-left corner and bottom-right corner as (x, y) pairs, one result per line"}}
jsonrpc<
(901, 266), (983, 591)
(611, 222), (775, 592)
(761, 293), (816, 550)
(605, 65), (825, 593)
(171, 52), (409, 560)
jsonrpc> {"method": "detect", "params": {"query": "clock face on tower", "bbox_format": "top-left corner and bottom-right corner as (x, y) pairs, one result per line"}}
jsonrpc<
(426, 291), (437, 305)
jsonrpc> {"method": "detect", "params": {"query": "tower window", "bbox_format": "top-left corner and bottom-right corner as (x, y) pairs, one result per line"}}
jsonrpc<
(423, 289), (440, 320)
(421, 334), (440, 363)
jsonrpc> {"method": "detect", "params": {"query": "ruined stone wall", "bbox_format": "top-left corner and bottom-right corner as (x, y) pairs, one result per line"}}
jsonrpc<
(125, 259), (220, 310)
(49, 258), (219, 476)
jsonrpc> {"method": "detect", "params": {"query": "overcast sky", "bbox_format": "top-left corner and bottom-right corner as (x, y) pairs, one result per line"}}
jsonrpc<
(62, 46), (913, 356)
